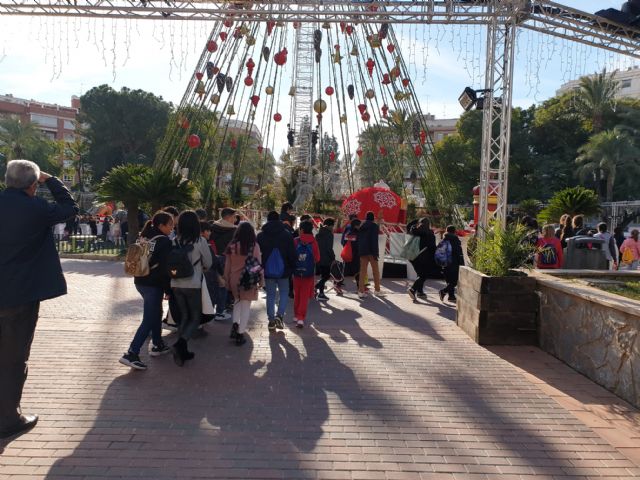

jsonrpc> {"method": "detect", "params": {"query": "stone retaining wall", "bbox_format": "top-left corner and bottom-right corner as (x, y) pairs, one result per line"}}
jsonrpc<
(535, 273), (640, 408)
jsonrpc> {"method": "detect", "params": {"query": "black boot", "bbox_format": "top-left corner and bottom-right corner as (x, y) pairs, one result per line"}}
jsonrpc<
(229, 322), (239, 339)
(235, 332), (247, 346)
(172, 338), (187, 367)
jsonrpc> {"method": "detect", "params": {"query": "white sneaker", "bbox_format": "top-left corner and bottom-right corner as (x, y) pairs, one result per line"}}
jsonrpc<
(214, 312), (231, 321)
(357, 292), (367, 299)
(374, 290), (387, 297)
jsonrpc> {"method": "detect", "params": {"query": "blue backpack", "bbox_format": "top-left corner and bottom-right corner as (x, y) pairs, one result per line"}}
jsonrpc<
(294, 240), (315, 277)
(264, 248), (285, 278)
(434, 239), (453, 267)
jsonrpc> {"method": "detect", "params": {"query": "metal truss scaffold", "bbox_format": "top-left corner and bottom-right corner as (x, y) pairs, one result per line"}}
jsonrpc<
(2, 1), (640, 59)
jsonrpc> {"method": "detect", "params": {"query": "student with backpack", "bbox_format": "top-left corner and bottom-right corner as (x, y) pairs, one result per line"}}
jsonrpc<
(438, 225), (464, 303)
(315, 218), (336, 300)
(594, 223), (618, 270)
(406, 218), (437, 301)
(169, 211), (213, 366)
(535, 224), (564, 269)
(257, 211), (296, 332)
(293, 220), (320, 328)
(119, 211), (175, 370)
(224, 222), (263, 345)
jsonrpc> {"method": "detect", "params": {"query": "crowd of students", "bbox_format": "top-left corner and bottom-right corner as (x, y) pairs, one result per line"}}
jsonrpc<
(523, 214), (640, 270)
(121, 203), (449, 371)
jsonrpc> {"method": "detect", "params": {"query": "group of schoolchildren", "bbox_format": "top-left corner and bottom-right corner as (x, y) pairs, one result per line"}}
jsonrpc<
(118, 203), (465, 371)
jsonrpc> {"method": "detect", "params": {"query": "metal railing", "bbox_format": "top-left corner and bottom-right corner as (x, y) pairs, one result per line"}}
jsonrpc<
(54, 234), (127, 256)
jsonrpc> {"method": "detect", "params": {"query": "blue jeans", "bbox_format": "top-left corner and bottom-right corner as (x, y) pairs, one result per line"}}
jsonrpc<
(265, 277), (290, 320)
(216, 287), (227, 315)
(130, 285), (164, 354)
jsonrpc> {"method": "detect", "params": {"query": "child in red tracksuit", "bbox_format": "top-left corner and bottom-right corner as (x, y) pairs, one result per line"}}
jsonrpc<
(293, 220), (320, 328)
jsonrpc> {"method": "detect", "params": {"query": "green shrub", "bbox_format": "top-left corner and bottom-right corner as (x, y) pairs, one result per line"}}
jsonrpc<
(472, 223), (535, 277)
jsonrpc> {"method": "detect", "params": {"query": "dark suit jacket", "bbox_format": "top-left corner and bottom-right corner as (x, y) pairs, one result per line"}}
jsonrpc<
(0, 177), (79, 308)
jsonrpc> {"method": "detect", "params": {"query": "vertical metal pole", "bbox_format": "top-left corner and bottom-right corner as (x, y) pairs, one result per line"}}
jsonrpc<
(478, 0), (519, 236)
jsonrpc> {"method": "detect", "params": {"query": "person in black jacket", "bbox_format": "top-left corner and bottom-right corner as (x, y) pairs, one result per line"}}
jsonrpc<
(315, 218), (336, 300)
(357, 211), (383, 298)
(119, 212), (175, 371)
(439, 225), (465, 303)
(257, 211), (296, 331)
(407, 218), (437, 300)
(0, 160), (78, 438)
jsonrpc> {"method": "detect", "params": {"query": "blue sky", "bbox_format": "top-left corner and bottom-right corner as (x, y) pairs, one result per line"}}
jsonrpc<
(0, 0), (636, 158)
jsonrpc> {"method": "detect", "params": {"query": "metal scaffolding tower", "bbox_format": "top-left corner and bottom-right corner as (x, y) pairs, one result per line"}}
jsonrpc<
(290, 22), (316, 208)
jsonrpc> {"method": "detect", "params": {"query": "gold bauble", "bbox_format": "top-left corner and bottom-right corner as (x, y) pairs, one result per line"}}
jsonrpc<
(313, 99), (327, 114)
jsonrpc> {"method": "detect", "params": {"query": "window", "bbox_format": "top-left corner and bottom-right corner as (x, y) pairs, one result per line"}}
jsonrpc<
(30, 114), (58, 128)
(621, 80), (632, 89)
(41, 131), (56, 140)
(62, 174), (74, 183)
(64, 133), (75, 142)
(63, 120), (75, 130)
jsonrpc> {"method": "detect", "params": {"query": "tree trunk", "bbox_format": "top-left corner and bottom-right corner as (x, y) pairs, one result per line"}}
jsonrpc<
(126, 201), (139, 246)
(606, 167), (616, 203)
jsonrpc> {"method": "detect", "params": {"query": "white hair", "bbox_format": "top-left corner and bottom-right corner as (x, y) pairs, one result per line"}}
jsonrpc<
(5, 159), (40, 190)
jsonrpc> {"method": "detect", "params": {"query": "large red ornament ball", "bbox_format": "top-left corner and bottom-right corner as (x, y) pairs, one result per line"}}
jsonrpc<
(387, 44), (395, 53)
(219, 32), (228, 41)
(188, 134), (201, 149)
(402, 78), (410, 87)
(325, 86), (334, 96)
(244, 76), (254, 86)
(206, 40), (218, 52)
(361, 112), (371, 122)
(414, 145), (423, 156)
(273, 113), (282, 122)
(257, 146), (264, 153)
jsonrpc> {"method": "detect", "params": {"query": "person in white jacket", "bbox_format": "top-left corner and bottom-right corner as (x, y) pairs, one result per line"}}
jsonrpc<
(594, 223), (618, 270)
(170, 210), (212, 366)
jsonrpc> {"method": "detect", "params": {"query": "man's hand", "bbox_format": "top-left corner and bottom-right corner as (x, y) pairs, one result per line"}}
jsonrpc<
(38, 172), (52, 184)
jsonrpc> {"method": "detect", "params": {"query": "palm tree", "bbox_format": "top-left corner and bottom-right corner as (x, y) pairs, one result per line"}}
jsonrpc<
(576, 129), (640, 202)
(574, 69), (619, 134)
(141, 168), (197, 213)
(0, 117), (59, 175)
(538, 186), (600, 224)
(97, 164), (150, 245)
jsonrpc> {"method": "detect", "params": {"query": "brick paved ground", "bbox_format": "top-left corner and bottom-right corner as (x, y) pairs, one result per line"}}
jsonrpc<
(1, 259), (639, 479)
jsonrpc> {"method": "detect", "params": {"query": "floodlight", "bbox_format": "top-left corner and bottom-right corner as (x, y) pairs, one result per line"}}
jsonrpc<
(458, 87), (477, 111)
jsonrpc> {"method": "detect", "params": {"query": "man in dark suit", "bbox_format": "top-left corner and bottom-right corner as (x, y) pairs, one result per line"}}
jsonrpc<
(0, 160), (79, 438)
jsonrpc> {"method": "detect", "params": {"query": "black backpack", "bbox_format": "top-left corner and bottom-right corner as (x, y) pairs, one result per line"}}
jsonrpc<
(166, 240), (200, 279)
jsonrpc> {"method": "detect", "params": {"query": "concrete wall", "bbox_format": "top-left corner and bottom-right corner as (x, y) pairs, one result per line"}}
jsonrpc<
(536, 273), (640, 408)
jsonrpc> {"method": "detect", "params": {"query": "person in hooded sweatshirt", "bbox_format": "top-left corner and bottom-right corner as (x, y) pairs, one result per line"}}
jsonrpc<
(357, 211), (383, 298)
(293, 220), (320, 328)
(210, 208), (238, 320)
(257, 211), (296, 332)
(439, 225), (464, 303)
(315, 218), (336, 300)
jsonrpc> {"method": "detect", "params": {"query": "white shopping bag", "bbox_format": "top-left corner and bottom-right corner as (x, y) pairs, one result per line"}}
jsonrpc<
(201, 276), (216, 315)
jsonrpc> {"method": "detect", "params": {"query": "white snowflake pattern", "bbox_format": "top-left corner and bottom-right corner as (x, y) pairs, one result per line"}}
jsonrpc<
(342, 198), (362, 216)
(373, 191), (397, 209)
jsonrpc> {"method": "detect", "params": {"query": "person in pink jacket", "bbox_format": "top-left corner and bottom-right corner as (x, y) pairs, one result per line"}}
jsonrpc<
(224, 222), (263, 346)
(293, 220), (320, 328)
(619, 229), (640, 271)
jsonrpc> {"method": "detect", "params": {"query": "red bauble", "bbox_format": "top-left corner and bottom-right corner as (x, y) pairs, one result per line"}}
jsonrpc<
(257, 146), (264, 153)
(361, 112), (370, 122)
(180, 118), (190, 129)
(244, 76), (253, 86)
(356, 147), (363, 158)
(414, 145), (423, 156)
(357, 104), (367, 115)
(402, 78), (410, 87)
(345, 25), (354, 35)
(187, 134), (201, 149)
(379, 146), (387, 156)
(325, 86), (334, 96)
(195, 72), (203, 80)
(223, 19), (233, 28)
(267, 21), (275, 35)
(273, 113), (282, 122)
(250, 95), (260, 107)
(329, 151), (336, 162)
(219, 32), (227, 41)
(230, 138), (237, 149)
(387, 44), (395, 53)
(206, 40), (218, 52)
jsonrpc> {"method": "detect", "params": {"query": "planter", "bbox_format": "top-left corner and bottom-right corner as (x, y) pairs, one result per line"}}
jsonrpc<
(456, 266), (539, 345)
